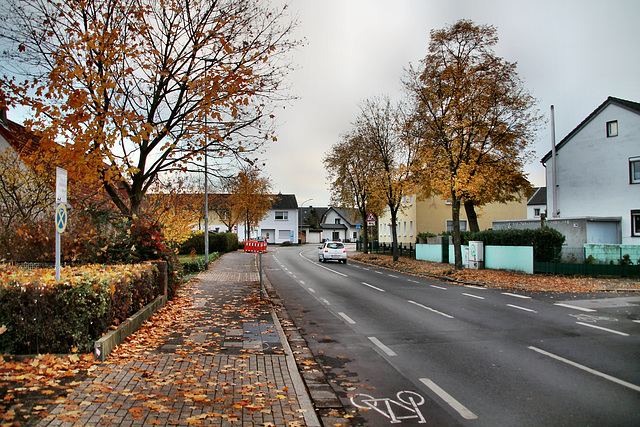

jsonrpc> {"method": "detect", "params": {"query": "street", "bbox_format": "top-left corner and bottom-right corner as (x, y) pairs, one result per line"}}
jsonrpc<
(264, 245), (640, 426)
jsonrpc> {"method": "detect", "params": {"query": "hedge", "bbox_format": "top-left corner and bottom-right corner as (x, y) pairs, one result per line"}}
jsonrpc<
(0, 263), (161, 355)
(459, 227), (565, 262)
(179, 232), (238, 255)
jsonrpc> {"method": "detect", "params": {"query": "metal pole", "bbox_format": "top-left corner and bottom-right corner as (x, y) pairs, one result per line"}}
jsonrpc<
(55, 229), (61, 281)
(550, 105), (559, 218)
(204, 142), (209, 269)
(259, 251), (264, 300)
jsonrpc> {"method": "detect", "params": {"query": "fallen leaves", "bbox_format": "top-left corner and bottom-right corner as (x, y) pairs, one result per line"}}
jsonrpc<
(351, 253), (640, 293)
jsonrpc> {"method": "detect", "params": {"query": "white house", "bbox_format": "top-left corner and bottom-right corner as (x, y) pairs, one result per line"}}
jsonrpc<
(230, 193), (298, 244)
(540, 96), (640, 245)
(320, 207), (362, 242)
(527, 187), (547, 220)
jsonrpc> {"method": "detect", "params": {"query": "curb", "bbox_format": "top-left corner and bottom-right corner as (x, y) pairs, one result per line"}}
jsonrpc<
(93, 295), (166, 361)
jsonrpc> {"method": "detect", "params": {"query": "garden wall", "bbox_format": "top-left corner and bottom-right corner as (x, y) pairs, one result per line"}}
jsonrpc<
(417, 243), (534, 274)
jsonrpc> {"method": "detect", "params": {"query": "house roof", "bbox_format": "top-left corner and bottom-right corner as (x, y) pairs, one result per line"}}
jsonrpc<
(299, 206), (329, 227)
(271, 193), (298, 209)
(527, 187), (546, 206)
(321, 207), (363, 226)
(541, 96), (640, 164)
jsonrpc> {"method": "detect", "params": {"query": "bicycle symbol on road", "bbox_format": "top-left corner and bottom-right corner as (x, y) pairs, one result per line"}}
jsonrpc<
(350, 391), (426, 424)
(570, 313), (618, 323)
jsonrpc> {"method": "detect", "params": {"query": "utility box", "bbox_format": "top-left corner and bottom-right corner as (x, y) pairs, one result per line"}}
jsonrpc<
(468, 241), (484, 269)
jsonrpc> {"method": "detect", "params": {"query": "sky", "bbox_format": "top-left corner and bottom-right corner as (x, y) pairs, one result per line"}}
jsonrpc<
(263, 0), (640, 207)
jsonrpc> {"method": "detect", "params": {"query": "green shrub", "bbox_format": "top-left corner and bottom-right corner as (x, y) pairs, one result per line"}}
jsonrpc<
(181, 253), (220, 274)
(0, 263), (160, 354)
(210, 232), (239, 253)
(459, 227), (565, 262)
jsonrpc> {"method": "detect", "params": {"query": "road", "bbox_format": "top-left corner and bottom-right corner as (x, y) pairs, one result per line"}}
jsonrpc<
(263, 245), (640, 426)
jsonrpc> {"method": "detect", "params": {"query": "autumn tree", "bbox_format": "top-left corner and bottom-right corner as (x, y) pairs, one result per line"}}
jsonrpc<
(404, 19), (541, 268)
(0, 0), (297, 217)
(354, 96), (421, 261)
(0, 147), (52, 231)
(324, 130), (385, 254)
(226, 166), (273, 241)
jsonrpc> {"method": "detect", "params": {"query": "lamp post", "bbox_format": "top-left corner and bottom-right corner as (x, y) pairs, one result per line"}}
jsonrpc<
(204, 144), (209, 269)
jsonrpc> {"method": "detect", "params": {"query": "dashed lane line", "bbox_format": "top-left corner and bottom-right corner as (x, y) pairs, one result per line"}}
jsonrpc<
(408, 300), (455, 319)
(507, 304), (537, 313)
(368, 336), (397, 357)
(554, 303), (597, 312)
(576, 322), (629, 337)
(529, 346), (640, 392)
(420, 378), (478, 420)
(362, 282), (385, 292)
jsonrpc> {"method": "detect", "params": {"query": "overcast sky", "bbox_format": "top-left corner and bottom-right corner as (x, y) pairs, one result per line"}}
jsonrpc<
(264, 0), (640, 207)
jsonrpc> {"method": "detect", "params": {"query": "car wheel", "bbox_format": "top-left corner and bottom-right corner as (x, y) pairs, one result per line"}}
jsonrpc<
(343, 259), (347, 264)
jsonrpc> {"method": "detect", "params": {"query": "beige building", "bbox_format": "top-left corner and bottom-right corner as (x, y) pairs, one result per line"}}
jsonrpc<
(378, 194), (528, 246)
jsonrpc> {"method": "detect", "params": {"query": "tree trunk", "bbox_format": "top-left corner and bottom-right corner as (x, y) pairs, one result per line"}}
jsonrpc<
(451, 197), (463, 270)
(360, 210), (369, 254)
(390, 210), (399, 262)
(464, 199), (480, 233)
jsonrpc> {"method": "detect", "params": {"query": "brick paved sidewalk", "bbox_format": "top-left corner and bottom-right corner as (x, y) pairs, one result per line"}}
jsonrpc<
(36, 251), (320, 426)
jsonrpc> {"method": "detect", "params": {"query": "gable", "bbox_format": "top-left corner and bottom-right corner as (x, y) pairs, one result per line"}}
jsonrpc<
(541, 96), (640, 164)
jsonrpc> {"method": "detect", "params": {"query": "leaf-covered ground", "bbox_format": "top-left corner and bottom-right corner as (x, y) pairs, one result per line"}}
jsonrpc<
(0, 267), (311, 426)
(351, 253), (640, 293)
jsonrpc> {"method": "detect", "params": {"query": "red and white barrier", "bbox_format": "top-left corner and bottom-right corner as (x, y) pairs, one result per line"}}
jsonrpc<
(244, 240), (268, 253)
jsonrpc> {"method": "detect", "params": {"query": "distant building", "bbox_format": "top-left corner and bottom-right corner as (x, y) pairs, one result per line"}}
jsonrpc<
(378, 194), (528, 246)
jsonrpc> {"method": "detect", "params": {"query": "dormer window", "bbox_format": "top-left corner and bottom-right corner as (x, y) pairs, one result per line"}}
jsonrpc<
(606, 120), (618, 137)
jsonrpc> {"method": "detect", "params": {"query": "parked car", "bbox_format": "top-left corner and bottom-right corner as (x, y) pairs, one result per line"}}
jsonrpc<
(318, 241), (347, 263)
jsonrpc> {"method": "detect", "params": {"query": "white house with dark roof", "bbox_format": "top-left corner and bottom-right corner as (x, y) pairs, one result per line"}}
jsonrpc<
(320, 207), (362, 242)
(539, 96), (640, 245)
(527, 187), (547, 219)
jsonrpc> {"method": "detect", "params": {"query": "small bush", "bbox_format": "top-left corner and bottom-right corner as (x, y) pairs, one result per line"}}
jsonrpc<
(459, 227), (565, 262)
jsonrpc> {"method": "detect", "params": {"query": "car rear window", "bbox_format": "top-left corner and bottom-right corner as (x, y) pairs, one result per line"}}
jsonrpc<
(327, 243), (344, 249)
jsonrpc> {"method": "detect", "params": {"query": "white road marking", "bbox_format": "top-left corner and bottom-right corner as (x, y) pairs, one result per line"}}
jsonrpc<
(528, 346), (640, 392)
(507, 304), (537, 313)
(502, 292), (531, 299)
(299, 280), (305, 285)
(408, 300), (455, 319)
(465, 285), (487, 290)
(419, 378), (478, 420)
(362, 282), (385, 292)
(338, 312), (356, 324)
(633, 320), (640, 324)
(408, 279), (420, 284)
(576, 322), (629, 336)
(554, 303), (597, 312)
(463, 293), (485, 300)
(430, 285), (447, 290)
(375, 271), (384, 275)
(319, 298), (330, 306)
(368, 337), (397, 357)
(308, 288), (316, 293)
(388, 274), (399, 278)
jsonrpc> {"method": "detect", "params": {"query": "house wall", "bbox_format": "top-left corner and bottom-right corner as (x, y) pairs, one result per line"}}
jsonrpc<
(527, 204), (546, 220)
(379, 194), (527, 245)
(322, 210), (359, 242)
(545, 103), (640, 244)
(254, 208), (298, 244)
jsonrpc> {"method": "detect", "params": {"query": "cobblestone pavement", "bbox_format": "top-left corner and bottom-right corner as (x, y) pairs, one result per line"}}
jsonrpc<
(35, 252), (320, 426)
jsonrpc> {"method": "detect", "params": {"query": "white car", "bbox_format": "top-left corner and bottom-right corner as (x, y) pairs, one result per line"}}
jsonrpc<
(318, 241), (347, 263)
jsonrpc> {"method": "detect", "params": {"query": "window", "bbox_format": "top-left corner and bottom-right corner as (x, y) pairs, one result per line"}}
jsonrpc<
(403, 221), (407, 236)
(275, 211), (288, 220)
(335, 218), (341, 225)
(534, 208), (541, 217)
(630, 157), (640, 184)
(632, 210), (640, 237)
(606, 120), (618, 137)
(446, 220), (467, 232)
(409, 220), (413, 236)
(332, 231), (340, 241)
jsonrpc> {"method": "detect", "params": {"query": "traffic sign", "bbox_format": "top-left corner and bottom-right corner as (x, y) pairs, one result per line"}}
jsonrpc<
(366, 211), (377, 226)
(55, 204), (67, 233)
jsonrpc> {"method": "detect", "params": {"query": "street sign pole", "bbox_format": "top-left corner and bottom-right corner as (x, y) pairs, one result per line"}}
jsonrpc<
(55, 168), (67, 281)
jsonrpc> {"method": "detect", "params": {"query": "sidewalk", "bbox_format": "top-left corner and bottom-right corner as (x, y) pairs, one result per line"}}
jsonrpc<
(36, 251), (323, 427)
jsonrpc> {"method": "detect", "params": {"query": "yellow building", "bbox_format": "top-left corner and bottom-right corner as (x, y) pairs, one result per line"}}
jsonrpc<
(377, 194), (528, 246)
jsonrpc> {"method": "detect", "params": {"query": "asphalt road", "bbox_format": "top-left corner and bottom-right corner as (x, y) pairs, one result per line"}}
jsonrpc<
(263, 245), (640, 426)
